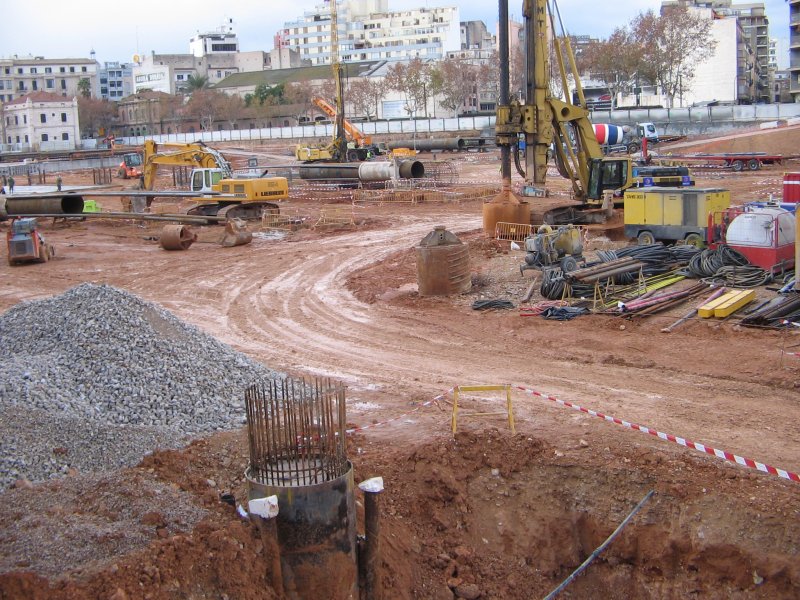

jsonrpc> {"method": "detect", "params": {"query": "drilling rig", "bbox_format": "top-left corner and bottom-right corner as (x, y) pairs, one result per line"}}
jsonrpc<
(295, 0), (349, 163)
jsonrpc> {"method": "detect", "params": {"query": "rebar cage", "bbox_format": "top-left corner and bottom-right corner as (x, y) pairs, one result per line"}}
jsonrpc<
(245, 377), (348, 487)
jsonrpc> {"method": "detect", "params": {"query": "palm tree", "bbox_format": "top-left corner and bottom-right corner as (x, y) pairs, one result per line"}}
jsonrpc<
(185, 74), (209, 93)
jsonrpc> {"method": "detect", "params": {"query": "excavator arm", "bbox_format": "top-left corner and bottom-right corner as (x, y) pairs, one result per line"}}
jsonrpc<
(140, 140), (233, 190)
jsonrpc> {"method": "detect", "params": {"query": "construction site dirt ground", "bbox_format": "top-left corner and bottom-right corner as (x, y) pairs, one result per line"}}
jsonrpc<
(1, 126), (799, 599)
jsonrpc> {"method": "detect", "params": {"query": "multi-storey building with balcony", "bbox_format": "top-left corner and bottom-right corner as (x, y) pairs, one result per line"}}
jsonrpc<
(98, 61), (133, 101)
(0, 56), (98, 104)
(791, 0), (800, 101)
(276, 0), (460, 65)
(661, 1), (767, 104)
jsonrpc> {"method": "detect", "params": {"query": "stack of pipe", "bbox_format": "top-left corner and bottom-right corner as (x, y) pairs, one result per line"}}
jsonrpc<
(741, 295), (800, 328)
(566, 257), (646, 284)
(618, 283), (715, 317)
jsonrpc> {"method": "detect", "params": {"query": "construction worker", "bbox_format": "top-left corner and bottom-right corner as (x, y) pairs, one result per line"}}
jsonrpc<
(8, 175), (14, 194)
(56, 175), (63, 191)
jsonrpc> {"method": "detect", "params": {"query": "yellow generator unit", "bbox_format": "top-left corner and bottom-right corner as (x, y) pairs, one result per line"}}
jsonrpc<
(623, 187), (730, 247)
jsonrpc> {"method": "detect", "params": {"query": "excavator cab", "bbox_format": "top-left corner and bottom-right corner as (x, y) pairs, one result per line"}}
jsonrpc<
(190, 168), (226, 194)
(587, 158), (630, 201)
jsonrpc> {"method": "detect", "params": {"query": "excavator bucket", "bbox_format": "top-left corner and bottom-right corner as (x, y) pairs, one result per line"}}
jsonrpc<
(219, 218), (252, 247)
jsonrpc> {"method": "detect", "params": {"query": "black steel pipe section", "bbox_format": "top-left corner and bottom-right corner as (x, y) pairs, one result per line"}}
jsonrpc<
(386, 139), (464, 151)
(4, 195), (84, 216)
(359, 477), (384, 600)
(398, 160), (425, 179)
(499, 0), (511, 183)
(298, 165), (361, 181)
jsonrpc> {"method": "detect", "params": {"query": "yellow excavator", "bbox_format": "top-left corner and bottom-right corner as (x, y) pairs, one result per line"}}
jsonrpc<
(139, 140), (288, 219)
(495, 0), (693, 224)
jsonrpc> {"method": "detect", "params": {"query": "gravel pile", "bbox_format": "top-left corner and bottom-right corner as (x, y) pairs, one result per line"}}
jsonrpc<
(0, 283), (281, 489)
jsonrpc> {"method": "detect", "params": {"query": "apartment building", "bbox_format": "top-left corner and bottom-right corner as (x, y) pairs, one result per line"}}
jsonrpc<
(3, 91), (80, 151)
(276, 0), (460, 65)
(661, 1), (771, 102)
(132, 22), (269, 94)
(791, 0), (800, 101)
(98, 62), (134, 101)
(0, 56), (98, 104)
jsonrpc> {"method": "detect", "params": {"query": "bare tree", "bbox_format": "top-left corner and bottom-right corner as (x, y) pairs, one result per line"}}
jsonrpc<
(385, 58), (431, 117)
(77, 97), (118, 138)
(430, 58), (478, 117)
(283, 81), (316, 122)
(633, 6), (716, 108)
(347, 78), (385, 120)
(184, 89), (227, 131)
(581, 27), (641, 107)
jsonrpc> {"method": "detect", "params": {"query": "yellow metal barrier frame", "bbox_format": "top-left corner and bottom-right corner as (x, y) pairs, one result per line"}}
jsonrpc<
(451, 384), (516, 434)
(494, 221), (532, 242)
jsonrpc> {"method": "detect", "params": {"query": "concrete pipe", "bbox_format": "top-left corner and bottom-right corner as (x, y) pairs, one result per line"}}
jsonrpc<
(3, 194), (84, 217)
(387, 138), (464, 151)
(159, 224), (197, 250)
(357, 162), (395, 182)
(398, 160), (425, 179)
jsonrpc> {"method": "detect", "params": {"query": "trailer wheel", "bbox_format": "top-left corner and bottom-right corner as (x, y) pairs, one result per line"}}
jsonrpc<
(747, 158), (760, 171)
(637, 231), (655, 245)
(560, 256), (579, 273)
(684, 233), (704, 248)
(731, 159), (744, 172)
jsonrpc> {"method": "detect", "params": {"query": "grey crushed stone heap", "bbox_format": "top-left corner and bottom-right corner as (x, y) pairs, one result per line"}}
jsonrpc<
(0, 283), (281, 489)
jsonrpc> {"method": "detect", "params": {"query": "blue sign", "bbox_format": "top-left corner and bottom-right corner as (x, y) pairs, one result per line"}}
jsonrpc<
(642, 177), (654, 187)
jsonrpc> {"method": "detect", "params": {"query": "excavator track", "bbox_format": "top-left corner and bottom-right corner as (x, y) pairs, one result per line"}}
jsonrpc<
(182, 202), (279, 224)
(217, 202), (280, 221)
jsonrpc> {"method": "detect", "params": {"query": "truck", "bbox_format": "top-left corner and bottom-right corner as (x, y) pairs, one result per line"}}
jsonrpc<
(593, 122), (661, 154)
(495, 0), (695, 224)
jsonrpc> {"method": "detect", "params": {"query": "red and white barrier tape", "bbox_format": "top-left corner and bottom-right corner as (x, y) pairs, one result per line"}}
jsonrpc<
(780, 349), (800, 358)
(346, 392), (445, 434)
(514, 384), (800, 484)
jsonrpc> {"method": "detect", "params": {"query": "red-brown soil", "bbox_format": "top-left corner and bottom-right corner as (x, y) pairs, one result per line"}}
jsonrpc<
(0, 131), (799, 599)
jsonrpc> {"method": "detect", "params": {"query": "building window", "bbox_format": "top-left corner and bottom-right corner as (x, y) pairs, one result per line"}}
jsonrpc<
(16, 136), (20, 143)
(23, 115), (26, 124)
(24, 135), (28, 143)
(17, 68), (23, 74)
(41, 134), (48, 142)
(30, 67), (37, 74)
(69, 66), (75, 73)
(45, 67), (52, 74)
(62, 132), (69, 140)
(61, 113), (67, 122)
(61, 79), (66, 89)
(46, 79), (54, 89)
(60, 67), (66, 73)
(14, 116), (18, 125)
(32, 81), (38, 90)
(81, 66), (87, 72)
(40, 114), (46, 123)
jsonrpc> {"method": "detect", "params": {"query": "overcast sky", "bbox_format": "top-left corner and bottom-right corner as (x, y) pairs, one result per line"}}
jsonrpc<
(0, 0), (791, 68)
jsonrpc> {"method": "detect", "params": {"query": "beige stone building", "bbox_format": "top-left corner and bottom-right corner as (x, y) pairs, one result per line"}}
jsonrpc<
(2, 92), (80, 151)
